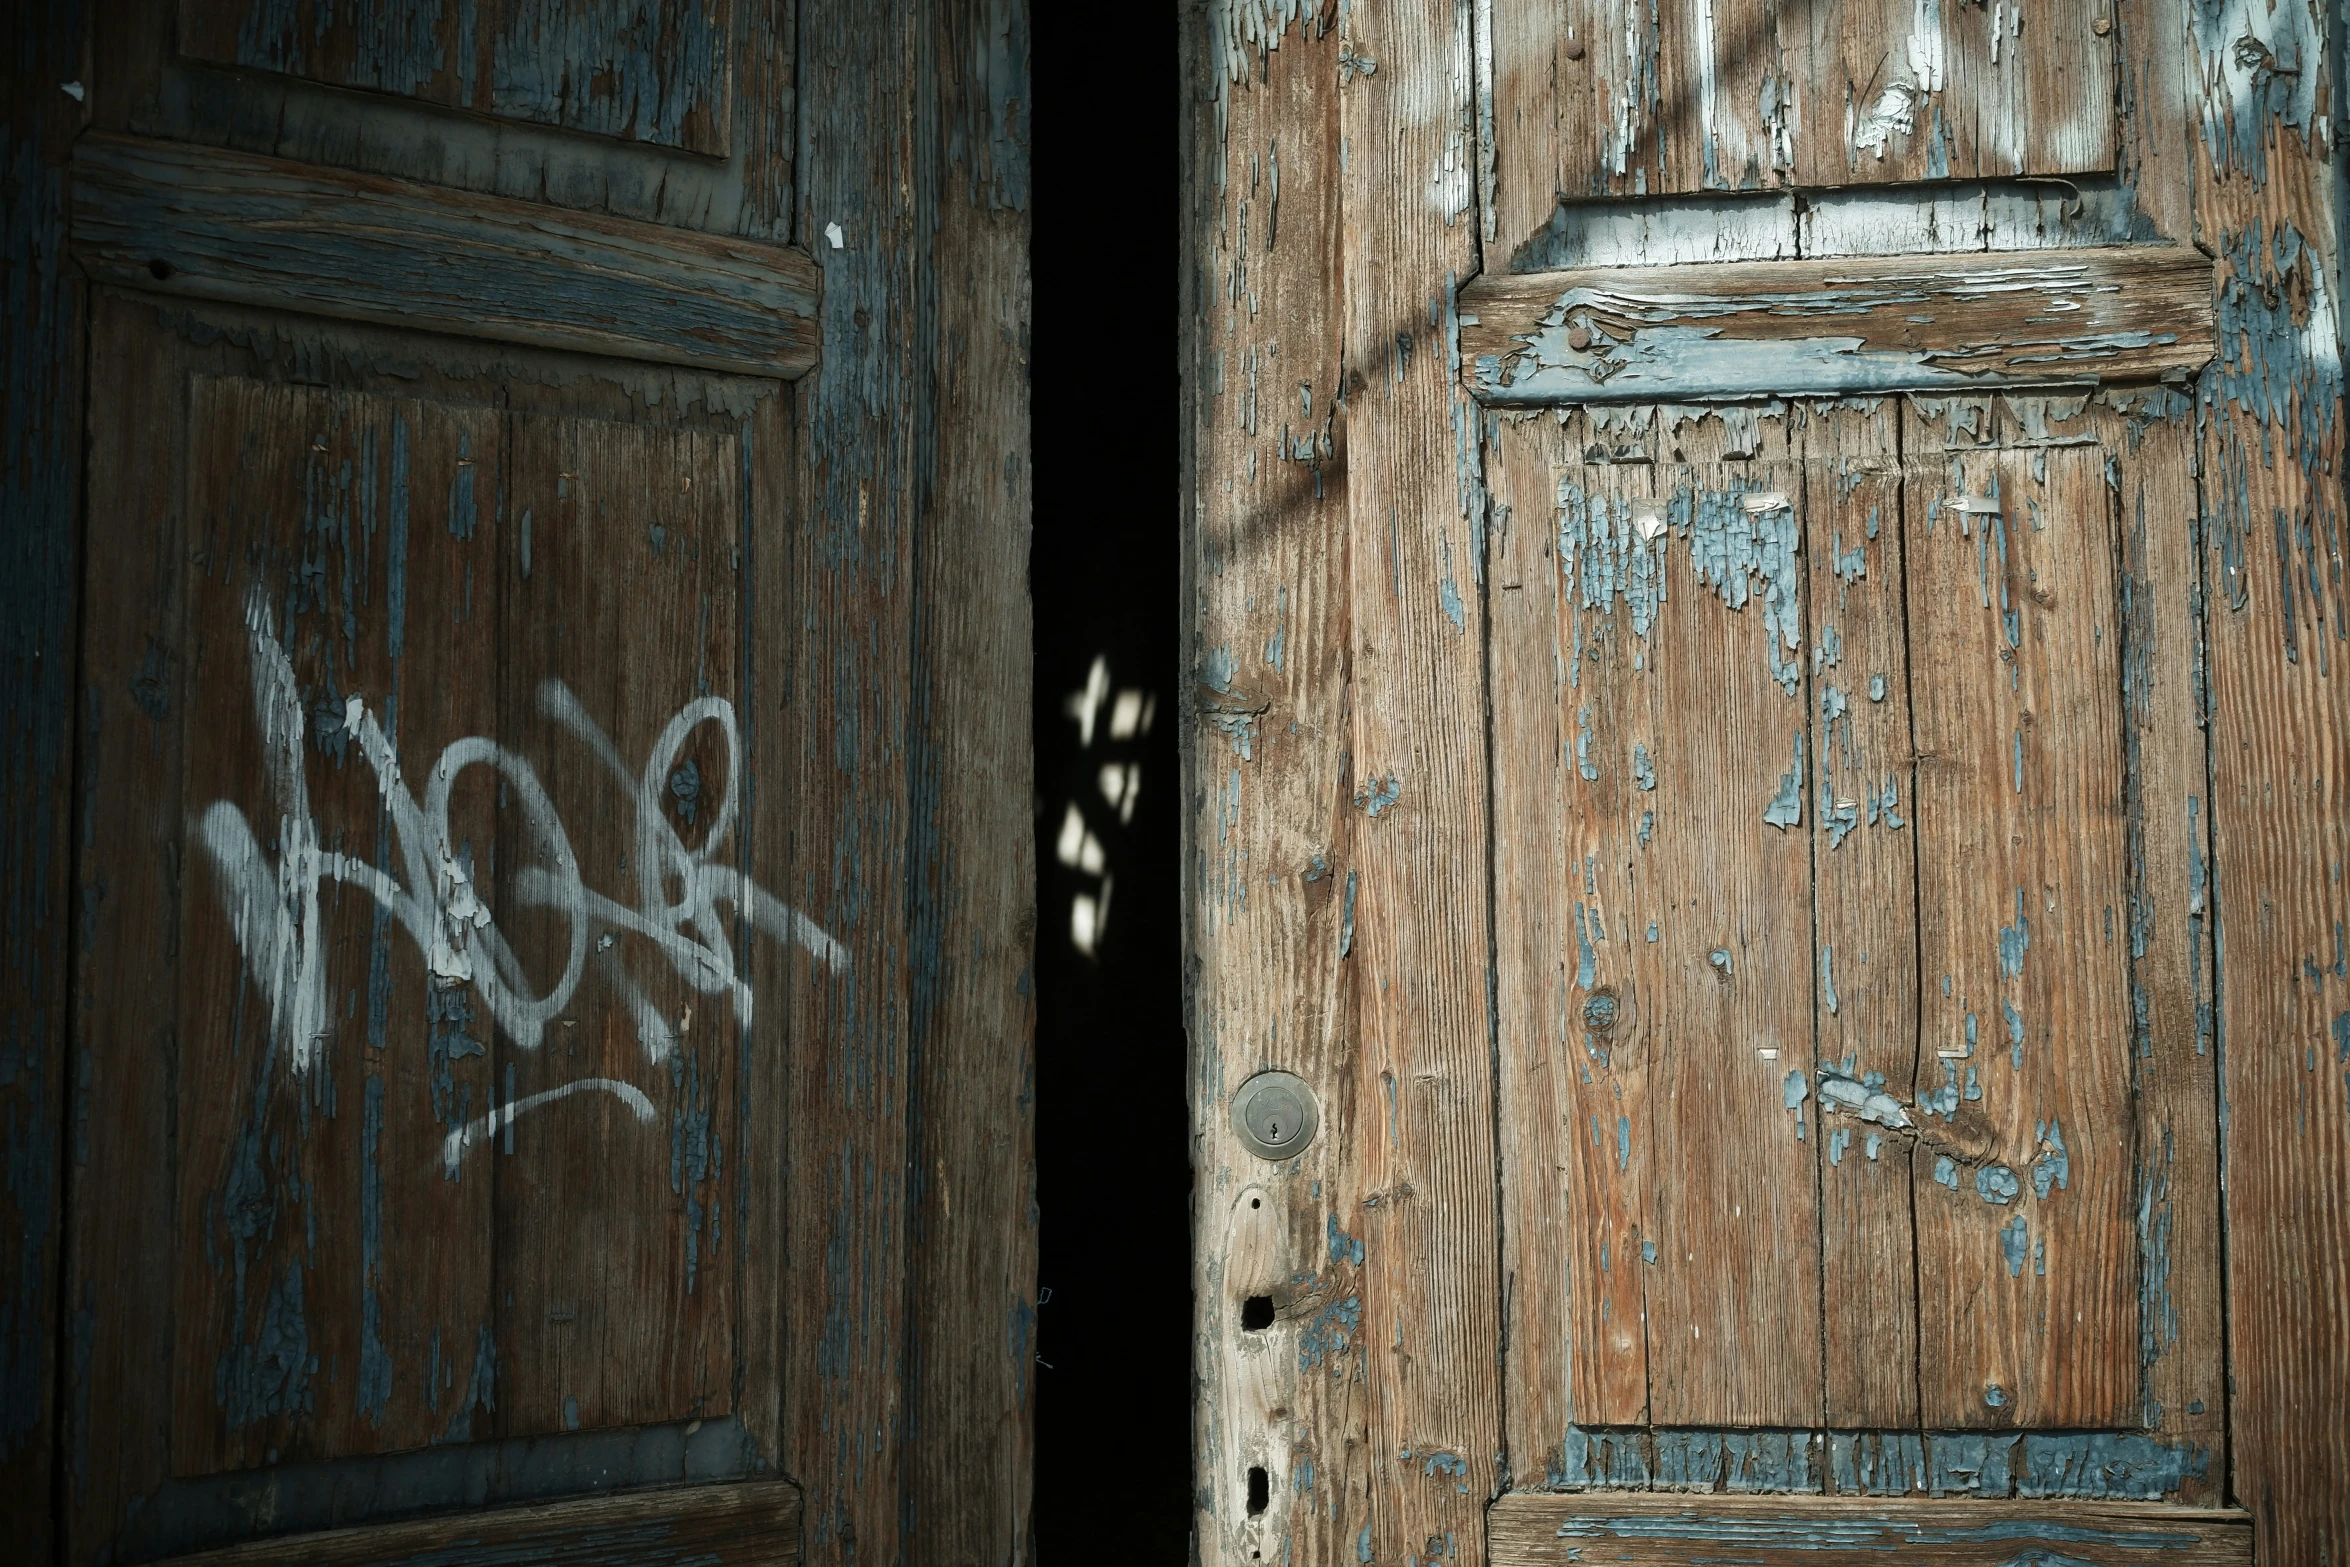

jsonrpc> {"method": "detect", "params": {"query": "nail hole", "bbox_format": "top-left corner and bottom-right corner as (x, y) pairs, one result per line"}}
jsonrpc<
(1249, 1196), (1261, 1209)
(147, 258), (175, 281)
(1246, 1465), (1269, 1515)
(1241, 1294), (1275, 1331)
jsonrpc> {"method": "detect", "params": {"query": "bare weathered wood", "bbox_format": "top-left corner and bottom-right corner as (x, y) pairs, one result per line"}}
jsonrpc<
(900, 0), (1036, 1549)
(778, 0), (924, 1557)
(1488, 411), (1641, 1466)
(1485, 0), (2118, 255)
(108, 0), (796, 244)
(2099, 391), (2226, 1498)
(71, 134), (821, 379)
(158, 1478), (803, 1566)
(494, 413), (745, 1437)
(62, 293), (184, 1564)
(1905, 397), (2138, 1429)
(0, 1), (86, 1552)
(1339, 0), (1503, 1556)
(1802, 398), (1919, 1429)
(2188, 0), (2350, 1558)
(1488, 1493), (2252, 1565)
(179, 0), (738, 158)
(1186, 12), (1373, 1564)
(1462, 248), (2213, 404)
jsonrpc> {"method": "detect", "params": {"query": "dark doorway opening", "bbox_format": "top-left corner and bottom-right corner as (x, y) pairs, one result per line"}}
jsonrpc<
(1030, 11), (1188, 1556)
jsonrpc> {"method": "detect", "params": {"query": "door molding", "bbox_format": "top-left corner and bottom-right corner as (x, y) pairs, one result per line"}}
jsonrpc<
(71, 133), (821, 379)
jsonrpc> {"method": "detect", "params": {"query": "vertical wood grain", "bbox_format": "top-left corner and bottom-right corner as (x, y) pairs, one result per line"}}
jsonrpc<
(177, 0), (740, 157)
(899, 0), (1035, 1550)
(1905, 403), (2137, 1430)
(1802, 398), (1920, 1431)
(784, 0), (930, 1556)
(1, 0), (85, 1551)
(2190, 0), (2350, 1554)
(64, 294), (181, 1564)
(1489, 411), (1655, 1466)
(495, 414), (742, 1437)
(2106, 392), (2224, 1501)
(1338, 0), (1504, 1555)
(1637, 420), (1821, 1430)
(1186, 12), (1372, 1565)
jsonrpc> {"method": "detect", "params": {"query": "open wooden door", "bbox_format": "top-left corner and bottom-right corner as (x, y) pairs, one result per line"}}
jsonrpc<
(2, 2), (1032, 1562)
(1184, 0), (2344, 1563)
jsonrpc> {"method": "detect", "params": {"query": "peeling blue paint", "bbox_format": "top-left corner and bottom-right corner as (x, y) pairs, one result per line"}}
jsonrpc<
(2000, 1214), (2030, 1277)
(2019, 1433), (2210, 1500)
(1764, 732), (1805, 827)
(2032, 1118), (2071, 1199)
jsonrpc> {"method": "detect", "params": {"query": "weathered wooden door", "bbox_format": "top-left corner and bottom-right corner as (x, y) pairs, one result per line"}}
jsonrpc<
(1185, 0), (2344, 1564)
(3, 2), (1032, 1562)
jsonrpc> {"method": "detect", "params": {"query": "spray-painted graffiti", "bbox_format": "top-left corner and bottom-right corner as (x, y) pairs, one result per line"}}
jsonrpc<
(198, 591), (846, 1161)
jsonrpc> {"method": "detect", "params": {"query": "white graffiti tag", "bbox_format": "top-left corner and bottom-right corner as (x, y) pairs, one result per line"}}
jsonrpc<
(199, 592), (846, 1153)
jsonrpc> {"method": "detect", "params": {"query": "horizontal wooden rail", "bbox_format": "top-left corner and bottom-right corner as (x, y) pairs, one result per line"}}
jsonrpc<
(159, 1479), (801, 1566)
(1460, 246), (2212, 402)
(1489, 1492), (2251, 1565)
(71, 133), (820, 379)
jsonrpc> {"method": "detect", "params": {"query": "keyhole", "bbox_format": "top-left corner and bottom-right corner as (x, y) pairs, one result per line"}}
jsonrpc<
(1266, 1119), (1283, 1140)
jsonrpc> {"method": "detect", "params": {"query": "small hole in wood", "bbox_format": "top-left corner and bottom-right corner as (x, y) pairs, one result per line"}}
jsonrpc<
(1249, 1196), (1261, 1209)
(1246, 1465), (1269, 1515)
(1241, 1294), (1275, 1331)
(147, 258), (175, 281)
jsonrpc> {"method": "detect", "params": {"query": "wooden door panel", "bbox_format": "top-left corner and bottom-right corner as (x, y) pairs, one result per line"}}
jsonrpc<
(1488, 0), (2116, 256)
(179, 0), (737, 156)
(1906, 397), (2137, 1428)
(168, 376), (505, 1473)
(1487, 392), (2195, 1467)
(69, 293), (802, 1561)
(1804, 398), (1921, 1429)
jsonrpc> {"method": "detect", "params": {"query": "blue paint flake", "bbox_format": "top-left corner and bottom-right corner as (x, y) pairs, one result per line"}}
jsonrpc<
(2032, 1118), (2071, 1199)
(1354, 774), (1401, 817)
(2000, 1215), (2031, 1277)
(1633, 742), (1656, 791)
(1764, 732), (1805, 828)
(1976, 1165), (2021, 1205)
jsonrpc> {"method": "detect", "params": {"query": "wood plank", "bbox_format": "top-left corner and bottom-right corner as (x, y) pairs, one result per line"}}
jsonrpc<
(168, 379), (505, 1472)
(492, 412), (743, 1438)
(69, 134), (820, 379)
(1459, 248), (2213, 404)
(0, 2), (86, 1553)
(1488, 411), (1652, 1462)
(177, 0), (739, 157)
(2188, 0), (2350, 1557)
(1800, 398), (1919, 1428)
(107, 0), (796, 244)
(1184, 16), (1374, 1566)
(1488, 1493), (2251, 1565)
(1904, 397), (2138, 1428)
(64, 293), (188, 1564)
(1485, 0), (1788, 215)
(2103, 392), (2224, 1498)
(1637, 416), (1821, 1428)
(780, 0), (927, 1557)
(898, 0), (1036, 1543)
(1336, 0), (1502, 1555)
(156, 1478), (802, 1566)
